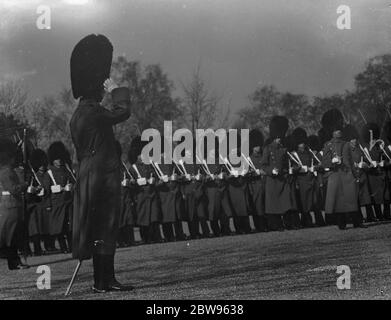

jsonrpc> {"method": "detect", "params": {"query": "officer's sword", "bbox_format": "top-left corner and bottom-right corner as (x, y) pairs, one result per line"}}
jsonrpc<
(65, 260), (82, 296)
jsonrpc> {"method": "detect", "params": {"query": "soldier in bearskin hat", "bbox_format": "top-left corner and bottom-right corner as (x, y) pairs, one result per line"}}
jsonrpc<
(69, 34), (133, 292)
(27, 148), (48, 256)
(341, 124), (368, 228)
(247, 129), (268, 232)
(321, 109), (355, 229)
(43, 141), (74, 254)
(116, 141), (137, 247)
(0, 138), (29, 270)
(291, 127), (318, 228)
(307, 135), (326, 226)
(260, 116), (297, 231)
(381, 121), (391, 220)
(360, 123), (387, 222)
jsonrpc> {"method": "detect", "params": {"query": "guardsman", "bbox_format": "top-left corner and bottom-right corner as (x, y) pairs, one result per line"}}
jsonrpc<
(129, 136), (162, 244)
(27, 149), (47, 256)
(44, 141), (74, 253)
(291, 128), (317, 228)
(340, 124), (367, 228)
(0, 138), (29, 270)
(382, 121), (391, 220)
(322, 109), (355, 230)
(261, 116), (297, 231)
(361, 123), (386, 221)
(179, 144), (212, 239)
(342, 125), (369, 227)
(203, 138), (234, 237)
(307, 135), (326, 226)
(247, 129), (268, 232)
(69, 34), (133, 292)
(116, 141), (136, 247)
(157, 139), (187, 242)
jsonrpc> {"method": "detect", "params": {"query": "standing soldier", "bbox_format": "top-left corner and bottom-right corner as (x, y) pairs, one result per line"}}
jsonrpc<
(307, 135), (326, 226)
(382, 121), (391, 220)
(116, 141), (136, 247)
(247, 129), (268, 232)
(0, 139), (29, 270)
(129, 136), (162, 244)
(291, 128), (316, 228)
(342, 125), (370, 226)
(45, 141), (74, 253)
(261, 116), (297, 231)
(27, 149), (47, 256)
(69, 34), (133, 292)
(341, 124), (367, 228)
(157, 140), (187, 242)
(179, 145), (211, 239)
(361, 123), (386, 221)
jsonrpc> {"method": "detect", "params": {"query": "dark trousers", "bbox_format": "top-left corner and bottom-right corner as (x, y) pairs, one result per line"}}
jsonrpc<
(384, 202), (391, 219)
(337, 211), (362, 229)
(266, 214), (284, 231)
(188, 219), (211, 238)
(314, 210), (326, 226)
(31, 235), (43, 255)
(210, 216), (232, 236)
(253, 215), (268, 232)
(283, 210), (301, 229)
(300, 212), (313, 228)
(233, 216), (252, 234)
(162, 222), (186, 241)
(118, 225), (135, 245)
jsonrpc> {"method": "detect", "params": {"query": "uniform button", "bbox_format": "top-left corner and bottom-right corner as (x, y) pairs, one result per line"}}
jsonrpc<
(91, 150), (96, 155)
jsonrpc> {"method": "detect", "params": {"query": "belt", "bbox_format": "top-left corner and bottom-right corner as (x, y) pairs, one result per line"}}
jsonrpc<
(1, 191), (11, 196)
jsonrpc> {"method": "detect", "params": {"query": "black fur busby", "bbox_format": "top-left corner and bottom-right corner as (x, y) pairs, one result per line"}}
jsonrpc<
(291, 127), (307, 149)
(318, 127), (331, 146)
(269, 116), (289, 139)
(0, 138), (16, 165)
(249, 129), (264, 151)
(307, 135), (321, 152)
(48, 141), (69, 165)
(128, 136), (146, 164)
(343, 124), (359, 142)
(361, 122), (380, 144)
(30, 149), (48, 171)
(321, 109), (344, 133)
(70, 34), (113, 101)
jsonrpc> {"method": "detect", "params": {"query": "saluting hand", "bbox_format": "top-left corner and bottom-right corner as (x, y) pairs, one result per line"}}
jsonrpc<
(103, 78), (119, 93)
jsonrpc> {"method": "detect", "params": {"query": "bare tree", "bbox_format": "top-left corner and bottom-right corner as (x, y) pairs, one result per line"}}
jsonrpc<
(0, 81), (28, 116)
(181, 64), (227, 132)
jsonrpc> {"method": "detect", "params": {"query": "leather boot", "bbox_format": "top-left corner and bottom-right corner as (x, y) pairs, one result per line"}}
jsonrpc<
(92, 254), (108, 293)
(106, 255), (134, 292)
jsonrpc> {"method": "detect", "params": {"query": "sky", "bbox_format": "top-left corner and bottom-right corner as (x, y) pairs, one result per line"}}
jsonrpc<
(1, 0), (391, 116)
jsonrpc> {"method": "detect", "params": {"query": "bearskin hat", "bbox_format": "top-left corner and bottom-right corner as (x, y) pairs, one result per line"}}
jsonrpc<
(48, 141), (69, 164)
(343, 124), (359, 142)
(361, 122), (380, 144)
(30, 149), (48, 171)
(291, 127), (307, 149)
(269, 116), (289, 139)
(249, 129), (264, 151)
(321, 109), (344, 133)
(307, 135), (321, 152)
(318, 127), (331, 147)
(70, 34), (113, 101)
(0, 138), (16, 165)
(128, 135), (146, 164)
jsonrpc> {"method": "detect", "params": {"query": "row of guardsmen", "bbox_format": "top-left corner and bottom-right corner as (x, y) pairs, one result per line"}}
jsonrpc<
(1, 109), (391, 268)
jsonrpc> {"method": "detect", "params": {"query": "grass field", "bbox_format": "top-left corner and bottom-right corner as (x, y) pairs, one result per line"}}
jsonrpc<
(1, 221), (391, 300)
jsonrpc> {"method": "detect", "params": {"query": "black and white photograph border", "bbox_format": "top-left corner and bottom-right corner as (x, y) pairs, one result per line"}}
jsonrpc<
(0, 0), (391, 302)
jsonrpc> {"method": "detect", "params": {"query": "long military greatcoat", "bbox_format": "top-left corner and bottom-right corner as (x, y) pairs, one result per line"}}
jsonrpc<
(70, 88), (131, 260)
(366, 144), (386, 205)
(247, 153), (265, 216)
(260, 141), (297, 214)
(323, 138), (357, 214)
(0, 165), (24, 249)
